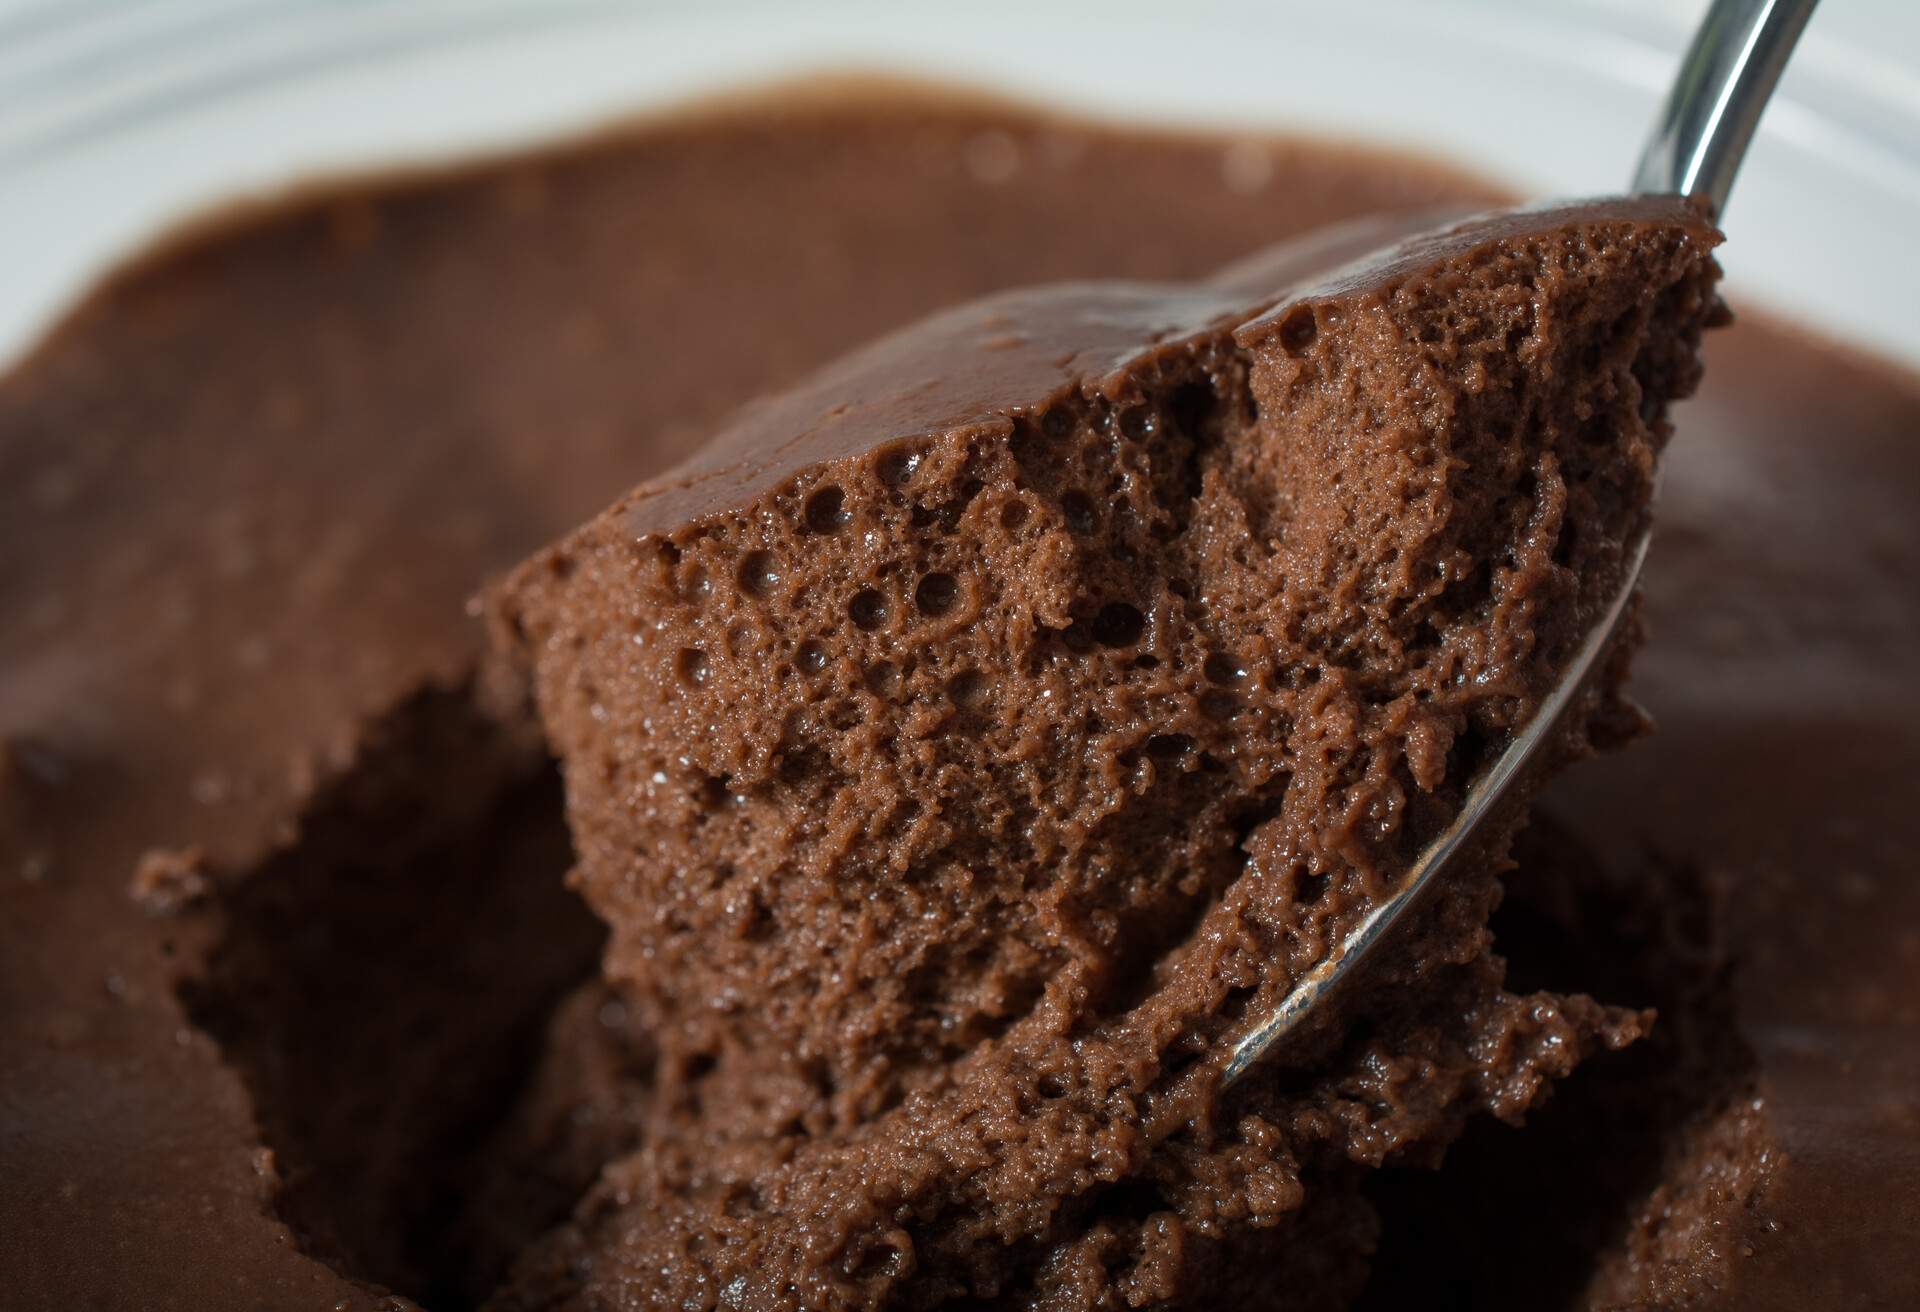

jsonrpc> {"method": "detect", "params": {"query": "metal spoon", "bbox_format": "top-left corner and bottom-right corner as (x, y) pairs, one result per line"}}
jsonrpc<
(1223, 0), (1819, 1087)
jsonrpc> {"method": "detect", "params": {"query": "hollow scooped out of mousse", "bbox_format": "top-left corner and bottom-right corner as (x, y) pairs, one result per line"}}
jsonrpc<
(482, 196), (1724, 1311)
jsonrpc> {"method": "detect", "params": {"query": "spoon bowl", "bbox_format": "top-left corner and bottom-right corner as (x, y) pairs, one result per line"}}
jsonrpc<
(1223, 0), (1819, 1087)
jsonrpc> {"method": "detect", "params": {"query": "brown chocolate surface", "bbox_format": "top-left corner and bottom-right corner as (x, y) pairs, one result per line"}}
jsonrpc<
(1, 86), (1916, 1311)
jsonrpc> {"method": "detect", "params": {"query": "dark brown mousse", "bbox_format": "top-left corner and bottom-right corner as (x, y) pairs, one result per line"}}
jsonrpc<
(486, 198), (1722, 1310)
(5, 89), (1918, 1312)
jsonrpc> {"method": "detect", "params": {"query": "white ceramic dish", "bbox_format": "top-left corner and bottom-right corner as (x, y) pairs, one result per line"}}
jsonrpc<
(1, 0), (1916, 371)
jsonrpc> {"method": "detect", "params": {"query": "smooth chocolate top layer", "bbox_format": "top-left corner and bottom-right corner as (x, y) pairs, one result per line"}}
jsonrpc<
(605, 197), (1706, 539)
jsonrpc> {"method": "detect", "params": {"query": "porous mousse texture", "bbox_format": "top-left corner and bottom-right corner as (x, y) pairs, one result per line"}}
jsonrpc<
(487, 197), (1724, 1310)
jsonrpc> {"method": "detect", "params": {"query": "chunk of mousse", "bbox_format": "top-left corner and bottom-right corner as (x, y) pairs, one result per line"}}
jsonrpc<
(485, 197), (1723, 1311)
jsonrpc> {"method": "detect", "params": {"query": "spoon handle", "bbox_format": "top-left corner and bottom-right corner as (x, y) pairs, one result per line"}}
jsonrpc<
(1633, 0), (1820, 214)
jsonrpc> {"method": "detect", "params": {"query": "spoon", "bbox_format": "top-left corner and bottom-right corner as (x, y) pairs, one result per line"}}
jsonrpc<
(1223, 0), (1819, 1087)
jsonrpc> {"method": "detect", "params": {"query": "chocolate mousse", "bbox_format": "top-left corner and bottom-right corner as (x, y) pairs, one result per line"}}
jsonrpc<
(485, 197), (1722, 1309)
(3, 87), (1917, 1312)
